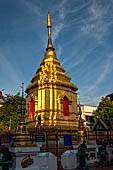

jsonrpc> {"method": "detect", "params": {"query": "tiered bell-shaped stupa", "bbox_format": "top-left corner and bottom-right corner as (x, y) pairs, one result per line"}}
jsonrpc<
(25, 13), (78, 132)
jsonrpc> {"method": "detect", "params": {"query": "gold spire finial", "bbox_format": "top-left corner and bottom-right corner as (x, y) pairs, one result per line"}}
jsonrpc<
(47, 12), (51, 28)
(46, 12), (54, 51)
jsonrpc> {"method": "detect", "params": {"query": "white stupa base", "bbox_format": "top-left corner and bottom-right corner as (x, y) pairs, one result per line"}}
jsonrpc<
(63, 145), (100, 168)
(9, 146), (40, 170)
(37, 152), (57, 170)
(61, 150), (78, 169)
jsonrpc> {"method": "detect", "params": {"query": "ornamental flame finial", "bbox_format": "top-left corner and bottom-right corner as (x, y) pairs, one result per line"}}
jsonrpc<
(46, 12), (54, 51)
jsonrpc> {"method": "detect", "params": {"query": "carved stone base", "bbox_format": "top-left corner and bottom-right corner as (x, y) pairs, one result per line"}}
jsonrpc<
(9, 147), (40, 170)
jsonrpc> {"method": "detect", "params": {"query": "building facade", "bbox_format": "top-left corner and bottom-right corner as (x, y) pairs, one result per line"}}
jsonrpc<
(79, 105), (97, 127)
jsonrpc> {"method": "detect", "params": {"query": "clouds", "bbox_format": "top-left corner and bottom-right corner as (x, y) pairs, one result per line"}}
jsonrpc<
(77, 51), (113, 105)
(22, 0), (43, 17)
(52, 23), (64, 42)
(0, 0), (113, 106)
(56, 46), (62, 60)
(0, 49), (26, 94)
(89, 0), (108, 19)
(65, 44), (98, 72)
(57, 0), (113, 106)
(87, 53), (113, 92)
(80, 0), (113, 42)
(52, 0), (67, 43)
(80, 95), (101, 106)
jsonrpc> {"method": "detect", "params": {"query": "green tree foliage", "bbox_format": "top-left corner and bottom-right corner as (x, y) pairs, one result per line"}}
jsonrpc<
(94, 97), (113, 119)
(0, 93), (26, 131)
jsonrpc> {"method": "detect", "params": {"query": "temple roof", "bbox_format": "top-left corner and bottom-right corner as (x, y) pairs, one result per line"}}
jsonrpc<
(92, 118), (113, 131)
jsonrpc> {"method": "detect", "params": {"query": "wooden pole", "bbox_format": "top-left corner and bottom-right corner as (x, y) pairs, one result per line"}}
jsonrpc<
(110, 130), (111, 141)
(107, 130), (109, 143)
(46, 131), (48, 152)
(95, 131), (97, 144)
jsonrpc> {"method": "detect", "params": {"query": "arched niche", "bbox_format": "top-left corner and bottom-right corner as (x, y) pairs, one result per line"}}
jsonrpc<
(63, 96), (69, 116)
(29, 99), (34, 118)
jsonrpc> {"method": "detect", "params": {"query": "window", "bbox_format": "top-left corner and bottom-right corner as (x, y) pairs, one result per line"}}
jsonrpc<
(63, 96), (69, 116)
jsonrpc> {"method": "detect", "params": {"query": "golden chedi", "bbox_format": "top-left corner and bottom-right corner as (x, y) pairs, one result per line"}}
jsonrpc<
(25, 13), (78, 131)
(13, 83), (33, 147)
(13, 116), (32, 147)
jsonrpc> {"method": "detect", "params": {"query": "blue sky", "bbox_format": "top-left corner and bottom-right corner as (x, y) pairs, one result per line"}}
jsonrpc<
(0, 0), (113, 106)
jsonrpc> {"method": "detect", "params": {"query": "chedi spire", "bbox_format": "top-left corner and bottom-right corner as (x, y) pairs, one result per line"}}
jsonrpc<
(46, 12), (54, 51)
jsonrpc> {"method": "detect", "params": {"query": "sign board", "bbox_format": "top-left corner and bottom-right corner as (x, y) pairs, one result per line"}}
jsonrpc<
(64, 134), (72, 146)
(35, 134), (45, 142)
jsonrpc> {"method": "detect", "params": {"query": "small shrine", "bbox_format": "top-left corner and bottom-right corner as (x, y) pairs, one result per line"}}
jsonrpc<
(25, 13), (79, 132)
(10, 83), (40, 170)
(92, 118), (113, 145)
(77, 100), (86, 145)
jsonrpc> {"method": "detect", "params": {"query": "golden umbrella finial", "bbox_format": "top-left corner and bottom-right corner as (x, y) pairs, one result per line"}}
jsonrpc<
(46, 12), (54, 50)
